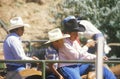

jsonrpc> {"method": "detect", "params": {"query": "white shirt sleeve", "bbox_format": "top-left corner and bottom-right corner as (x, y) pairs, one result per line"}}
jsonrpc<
(10, 37), (33, 60)
(59, 39), (96, 60)
(74, 40), (96, 60)
(79, 20), (101, 39)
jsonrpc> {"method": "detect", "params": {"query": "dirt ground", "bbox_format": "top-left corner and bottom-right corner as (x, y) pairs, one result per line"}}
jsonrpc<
(0, 0), (61, 57)
(0, 0), (62, 40)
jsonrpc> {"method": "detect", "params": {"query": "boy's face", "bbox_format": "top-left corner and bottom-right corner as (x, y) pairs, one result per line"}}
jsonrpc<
(56, 39), (64, 48)
(52, 39), (64, 49)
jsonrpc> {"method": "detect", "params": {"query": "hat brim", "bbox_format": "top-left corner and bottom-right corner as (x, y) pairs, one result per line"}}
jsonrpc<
(64, 19), (85, 32)
(78, 24), (86, 32)
(67, 25), (85, 32)
(45, 34), (70, 44)
(8, 24), (30, 31)
(19, 69), (42, 77)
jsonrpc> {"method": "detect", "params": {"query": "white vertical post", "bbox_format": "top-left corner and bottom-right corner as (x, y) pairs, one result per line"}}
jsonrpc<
(96, 37), (104, 79)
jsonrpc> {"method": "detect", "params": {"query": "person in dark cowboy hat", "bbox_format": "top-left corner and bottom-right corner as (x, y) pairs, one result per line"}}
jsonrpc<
(57, 15), (95, 79)
(3, 16), (39, 79)
(57, 15), (116, 79)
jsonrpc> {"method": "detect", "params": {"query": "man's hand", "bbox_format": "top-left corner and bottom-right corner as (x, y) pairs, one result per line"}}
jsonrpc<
(103, 56), (108, 60)
(32, 56), (39, 60)
(59, 75), (64, 79)
(86, 39), (96, 47)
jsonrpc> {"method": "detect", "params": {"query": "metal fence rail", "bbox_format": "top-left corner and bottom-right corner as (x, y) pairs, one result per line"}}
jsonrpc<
(0, 40), (120, 79)
(0, 59), (120, 79)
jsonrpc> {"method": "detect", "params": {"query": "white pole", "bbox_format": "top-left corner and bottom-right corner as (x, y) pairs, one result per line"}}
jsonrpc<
(96, 37), (104, 79)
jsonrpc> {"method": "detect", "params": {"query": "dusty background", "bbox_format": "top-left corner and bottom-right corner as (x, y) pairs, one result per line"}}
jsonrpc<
(0, 0), (62, 58)
(0, 0), (62, 40)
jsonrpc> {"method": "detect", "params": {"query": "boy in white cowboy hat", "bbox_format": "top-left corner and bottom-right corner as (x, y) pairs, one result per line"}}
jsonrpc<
(33, 28), (70, 79)
(3, 16), (39, 79)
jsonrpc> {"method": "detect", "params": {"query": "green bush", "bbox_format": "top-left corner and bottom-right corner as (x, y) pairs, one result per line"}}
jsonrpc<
(49, 0), (120, 57)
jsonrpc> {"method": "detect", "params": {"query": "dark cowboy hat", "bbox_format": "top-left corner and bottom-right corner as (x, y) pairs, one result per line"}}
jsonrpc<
(63, 16), (85, 33)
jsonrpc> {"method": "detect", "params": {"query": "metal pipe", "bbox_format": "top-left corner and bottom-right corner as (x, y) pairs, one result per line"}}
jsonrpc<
(0, 60), (120, 64)
(42, 60), (46, 79)
(0, 59), (120, 79)
(96, 37), (104, 79)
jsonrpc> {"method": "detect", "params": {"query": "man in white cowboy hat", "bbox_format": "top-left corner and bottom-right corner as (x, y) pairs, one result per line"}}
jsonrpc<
(33, 28), (70, 79)
(3, 16), (39, 79)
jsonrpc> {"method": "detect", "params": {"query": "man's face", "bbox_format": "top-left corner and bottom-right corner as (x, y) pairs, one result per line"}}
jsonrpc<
(16, 27), (24, 36)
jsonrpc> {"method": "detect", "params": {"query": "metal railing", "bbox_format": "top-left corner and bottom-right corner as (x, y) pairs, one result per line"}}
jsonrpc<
(108, 43), (120, 46)
(0, 40), (120, 79)
(0, 59), (120, 79)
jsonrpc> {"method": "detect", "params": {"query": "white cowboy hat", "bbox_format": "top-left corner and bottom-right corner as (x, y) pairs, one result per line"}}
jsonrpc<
(45, 28), (70, 44)
(8, 17), (30, 31)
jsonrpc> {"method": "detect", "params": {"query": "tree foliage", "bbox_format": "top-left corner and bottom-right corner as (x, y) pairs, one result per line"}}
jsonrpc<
(50, 0), (120, 57)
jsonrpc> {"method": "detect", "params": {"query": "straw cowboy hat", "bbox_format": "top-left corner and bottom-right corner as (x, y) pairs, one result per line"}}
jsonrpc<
(45, 28), (70, 44)
(19, 68), (42, 79)
(8, 17), (30, 31)
(63, 16), (85, 33)
(6, 68), (42, 79)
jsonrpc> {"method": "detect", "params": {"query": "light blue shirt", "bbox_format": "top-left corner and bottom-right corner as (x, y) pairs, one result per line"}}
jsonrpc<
(3, 33), (33, 66)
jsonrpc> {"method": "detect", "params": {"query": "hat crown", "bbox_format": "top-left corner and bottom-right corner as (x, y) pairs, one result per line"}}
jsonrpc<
(63, 16), (85, 32)
(63, 16), (78, 32)
(63, 16), (76, 23)
(45, 28), (70, 44)
(10, 17), (24, 26)
(48, 28), (63, 41)
(8, 17), (30, 31)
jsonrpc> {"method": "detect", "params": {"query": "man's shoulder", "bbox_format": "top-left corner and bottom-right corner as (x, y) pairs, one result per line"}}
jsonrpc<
(6, 33), (19, 40)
